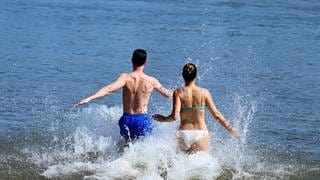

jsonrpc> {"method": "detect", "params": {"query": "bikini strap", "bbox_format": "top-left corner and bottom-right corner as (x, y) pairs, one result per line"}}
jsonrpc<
(200, 88), (202, 106)
(183, 88), (188, 106)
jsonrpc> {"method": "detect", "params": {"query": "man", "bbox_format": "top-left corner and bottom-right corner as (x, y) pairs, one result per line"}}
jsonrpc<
(76, 49), (171, 142)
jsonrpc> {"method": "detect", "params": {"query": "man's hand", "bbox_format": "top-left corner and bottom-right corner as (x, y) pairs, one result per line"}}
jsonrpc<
(75, 99), (90, 107)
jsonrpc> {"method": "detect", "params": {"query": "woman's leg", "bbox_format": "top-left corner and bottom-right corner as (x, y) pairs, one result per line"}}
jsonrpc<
(190, 135), (211, 153)
(177, 136), (190, 152)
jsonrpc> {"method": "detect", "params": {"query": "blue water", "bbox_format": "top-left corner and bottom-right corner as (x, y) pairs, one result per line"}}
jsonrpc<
(1, 0), (319, 179)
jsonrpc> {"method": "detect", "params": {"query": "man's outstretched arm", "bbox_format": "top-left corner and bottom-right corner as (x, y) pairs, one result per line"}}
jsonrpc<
(76, 74), (128, 106)
(153, 78), (173, 98)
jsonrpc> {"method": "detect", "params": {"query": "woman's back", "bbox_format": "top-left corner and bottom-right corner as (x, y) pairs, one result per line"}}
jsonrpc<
(178, 85), (208, 130)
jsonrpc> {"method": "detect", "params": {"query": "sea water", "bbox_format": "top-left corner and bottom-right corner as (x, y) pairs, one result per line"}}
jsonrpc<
(1, 0), (319, 179)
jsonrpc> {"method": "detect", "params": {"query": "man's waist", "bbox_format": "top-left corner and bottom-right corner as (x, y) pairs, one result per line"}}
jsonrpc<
(123, 112), (149, 116)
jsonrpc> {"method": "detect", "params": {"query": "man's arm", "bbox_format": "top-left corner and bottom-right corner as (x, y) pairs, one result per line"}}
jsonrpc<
(76, 74), (128, 106)
(205, 89), (240, 137)
(153, 90), (181, 122)
(153, 78), (173, 98)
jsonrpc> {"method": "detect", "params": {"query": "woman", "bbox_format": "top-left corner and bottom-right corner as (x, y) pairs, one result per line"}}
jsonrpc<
(153, 63), (240, 153)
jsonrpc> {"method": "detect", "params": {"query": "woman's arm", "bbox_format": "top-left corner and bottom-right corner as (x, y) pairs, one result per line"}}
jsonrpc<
(153, 89), (181, 122)
(205, 89), (240, 137)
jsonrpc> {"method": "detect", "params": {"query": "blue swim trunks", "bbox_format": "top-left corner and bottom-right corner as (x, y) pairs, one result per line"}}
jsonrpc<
(119, 113), (153, 141)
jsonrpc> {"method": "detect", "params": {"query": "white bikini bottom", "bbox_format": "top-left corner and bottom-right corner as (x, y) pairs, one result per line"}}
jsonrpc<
(177, 130), (209, 148)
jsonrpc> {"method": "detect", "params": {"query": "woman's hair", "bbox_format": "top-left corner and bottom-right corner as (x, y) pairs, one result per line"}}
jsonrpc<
(182, 63), (197, 81)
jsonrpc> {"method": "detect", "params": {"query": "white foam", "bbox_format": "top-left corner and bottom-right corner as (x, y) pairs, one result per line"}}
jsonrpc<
(42, 161), (100, 178)
(31, 98), (286, 179)
(41, 134), (222, 179)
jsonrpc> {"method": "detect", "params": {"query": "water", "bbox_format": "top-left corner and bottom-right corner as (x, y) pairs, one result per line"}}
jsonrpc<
(1, 0), (319, 179)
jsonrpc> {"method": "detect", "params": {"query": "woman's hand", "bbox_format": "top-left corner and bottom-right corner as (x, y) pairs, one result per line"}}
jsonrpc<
(152, 114), (165, 121)
(230, 128), (240, 138)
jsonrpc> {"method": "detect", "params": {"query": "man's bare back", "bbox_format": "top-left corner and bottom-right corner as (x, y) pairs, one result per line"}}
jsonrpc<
(122, 72), (166, 114)
(75, 68), (170, 111)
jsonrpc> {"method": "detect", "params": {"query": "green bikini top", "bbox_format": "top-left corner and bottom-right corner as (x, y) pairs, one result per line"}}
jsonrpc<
(180, 89), (206, 112)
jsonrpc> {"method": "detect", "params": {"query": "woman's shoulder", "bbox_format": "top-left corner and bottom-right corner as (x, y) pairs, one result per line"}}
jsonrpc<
(174, 87), (184, 94)
(197, 86), (211, 97)
(197, 86), (209, 92)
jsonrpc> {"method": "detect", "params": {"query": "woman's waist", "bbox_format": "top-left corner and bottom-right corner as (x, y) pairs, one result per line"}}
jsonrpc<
(179, 122), (207, 131)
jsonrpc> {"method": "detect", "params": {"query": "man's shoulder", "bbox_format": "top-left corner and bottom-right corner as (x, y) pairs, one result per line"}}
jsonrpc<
(120, 72), (130, 76)
(115, 73), (133, 83)
(119, 73), (132, 78)
(143, 73), (159, 83)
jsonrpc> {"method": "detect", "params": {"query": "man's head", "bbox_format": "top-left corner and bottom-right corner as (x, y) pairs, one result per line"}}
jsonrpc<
(132, 49), (147, 67)
(182, 63), (197, 82)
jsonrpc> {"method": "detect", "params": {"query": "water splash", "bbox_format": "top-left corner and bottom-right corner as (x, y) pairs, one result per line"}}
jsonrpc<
(34, 99), (255, 179)
(20, 94), (307, 179)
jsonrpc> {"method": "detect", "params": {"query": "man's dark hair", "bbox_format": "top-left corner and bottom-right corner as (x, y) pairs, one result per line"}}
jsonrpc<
(132, 49), (147, 67)
(182, 63), (197, 81)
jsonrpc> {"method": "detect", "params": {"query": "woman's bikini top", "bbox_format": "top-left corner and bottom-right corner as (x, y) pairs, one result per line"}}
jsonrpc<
(180, 88), (206, 112)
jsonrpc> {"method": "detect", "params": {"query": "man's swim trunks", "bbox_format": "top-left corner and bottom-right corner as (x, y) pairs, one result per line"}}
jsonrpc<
(119, 113), (153, 141)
